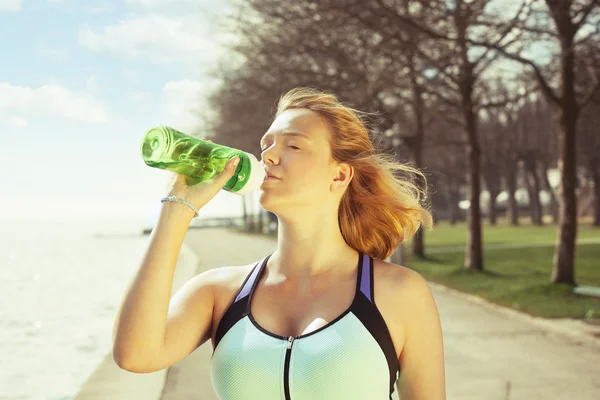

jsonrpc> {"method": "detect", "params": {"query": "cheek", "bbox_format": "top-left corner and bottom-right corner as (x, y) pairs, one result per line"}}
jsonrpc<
(303, 167), (332, 192)
(287, 157), (331, 191)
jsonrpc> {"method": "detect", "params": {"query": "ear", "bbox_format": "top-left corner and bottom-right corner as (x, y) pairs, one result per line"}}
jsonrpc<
(331, 163), (353, 193)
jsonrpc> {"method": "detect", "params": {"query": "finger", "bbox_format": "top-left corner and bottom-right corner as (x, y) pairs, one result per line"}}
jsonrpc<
(218, 157), (240, 179)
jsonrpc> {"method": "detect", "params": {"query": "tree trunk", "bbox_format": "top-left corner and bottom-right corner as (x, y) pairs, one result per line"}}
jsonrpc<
(267, 211), (278, 232)
(389, 243), (405, 266)
(532, 166), (543, 225)
(246, 194), (256, 232)
(541, 162), (559, 223)
(551, 28), (578, 285)
(525, 159), (543, 225)
(409, 58), (426, 258)
(258, 208), (265, 233)
(592, 161), (600, 226)
(461, 64), (484, 271)
(462, 104), (483, 270)
(482, 166), (500, 226)
(242, 195), (249, 231)
(465, 139), (483, 270)
(448, 181), (460, 225)
(488, 188), (499, 225)
(505, 169), (519, 226)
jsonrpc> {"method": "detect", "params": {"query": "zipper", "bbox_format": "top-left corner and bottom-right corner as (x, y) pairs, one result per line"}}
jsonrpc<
(283, 336), (295, 400)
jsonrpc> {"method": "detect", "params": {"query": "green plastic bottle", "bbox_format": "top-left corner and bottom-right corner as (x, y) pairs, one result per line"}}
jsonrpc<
(140, 125), (264, 195)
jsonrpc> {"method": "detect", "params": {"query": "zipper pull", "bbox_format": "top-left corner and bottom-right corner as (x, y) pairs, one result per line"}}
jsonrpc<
(287, 336), (295, 349)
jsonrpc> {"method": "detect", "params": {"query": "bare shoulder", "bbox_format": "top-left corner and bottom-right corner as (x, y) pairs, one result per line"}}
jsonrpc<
(372, 259), (437, 357)
(373, 259), (430, 301)
(201, 261), (263, 316)
(196, 262), (256, 292)
(203, 262), (258, 346)
(375, 261), (447, 398)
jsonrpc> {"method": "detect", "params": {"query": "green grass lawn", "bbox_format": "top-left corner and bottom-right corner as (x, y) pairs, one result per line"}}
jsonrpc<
(410, 218), (600, 249)
(243, 218), (600, 319)
(406, 220), (600, 319)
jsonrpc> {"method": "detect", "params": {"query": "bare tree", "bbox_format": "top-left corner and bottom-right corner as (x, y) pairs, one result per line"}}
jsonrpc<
(346, 0), (535, 270)
(497, 102), (529, 226)
(479, 111), (506, 225)
(423, 113), (468, 225)
(515, 96), (554, 225)
(578, 93), (600, 225)
(204, 0), (401, 231)
(481, 0), (600, 284)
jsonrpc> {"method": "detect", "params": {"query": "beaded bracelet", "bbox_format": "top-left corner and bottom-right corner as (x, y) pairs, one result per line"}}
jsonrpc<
(160, 196), (199, 218)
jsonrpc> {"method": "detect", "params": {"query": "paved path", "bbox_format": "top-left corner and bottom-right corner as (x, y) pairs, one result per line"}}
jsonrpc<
(160, 228), (600, 400)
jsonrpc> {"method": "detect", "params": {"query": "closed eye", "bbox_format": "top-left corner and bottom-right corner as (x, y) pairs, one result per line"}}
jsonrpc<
(260, 145), (300, 151)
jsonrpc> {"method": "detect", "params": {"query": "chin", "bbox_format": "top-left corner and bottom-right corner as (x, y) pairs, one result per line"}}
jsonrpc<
(258, 192), (290, 216)
(258, 191), (273, 206)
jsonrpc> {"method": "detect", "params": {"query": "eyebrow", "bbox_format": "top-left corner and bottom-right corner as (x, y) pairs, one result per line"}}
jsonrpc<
(260, 131), (312, 143)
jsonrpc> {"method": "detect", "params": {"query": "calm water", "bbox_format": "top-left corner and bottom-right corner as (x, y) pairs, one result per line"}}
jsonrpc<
(0, 218), (157, 400)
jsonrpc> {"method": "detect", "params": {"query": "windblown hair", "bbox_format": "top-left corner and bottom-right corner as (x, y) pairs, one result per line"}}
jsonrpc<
(275, 87), (433, 261)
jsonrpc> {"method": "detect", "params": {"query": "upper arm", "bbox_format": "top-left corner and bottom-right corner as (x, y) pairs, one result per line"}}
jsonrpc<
(396, 270), (446, 400)
(138, 267), (223, 373)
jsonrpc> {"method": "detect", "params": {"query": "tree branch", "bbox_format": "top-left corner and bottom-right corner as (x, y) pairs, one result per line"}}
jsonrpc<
(414, 47), (461, 90)
(472, 0), (531, 67)
(370, 0), (456, 42)
(580, 80), (600, 109)
(424, 87), (461, 108)
(472, 40), (560, 106)
(476, 90), (530, 112)
(574, 0), (600, 30)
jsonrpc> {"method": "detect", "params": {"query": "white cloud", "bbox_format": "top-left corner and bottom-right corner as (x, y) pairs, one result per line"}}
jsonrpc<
(0, 115), (29, 129)
(39, 47), (69, 61)
(126, 0), (192, 7)
(128, 91), (152, 103)
(161, 79), (208, 133)
(0, 0), (22, 12)
(78, 14), (223, 67)
(11, 116), (29, 128)
(83, 0), (112, 14)
(0, 82), (110, 125)
(85, 75), (100, 93)
(124, 0), (225, 15)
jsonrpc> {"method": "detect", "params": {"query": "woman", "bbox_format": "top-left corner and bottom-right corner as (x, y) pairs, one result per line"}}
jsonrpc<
(112, 88), (446, 399)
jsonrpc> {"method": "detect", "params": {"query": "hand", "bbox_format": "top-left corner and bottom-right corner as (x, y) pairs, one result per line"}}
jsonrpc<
(165, 138), (239, 210)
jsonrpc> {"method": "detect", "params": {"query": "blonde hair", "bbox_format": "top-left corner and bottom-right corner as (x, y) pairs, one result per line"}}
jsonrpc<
(275, 87), (433, 260)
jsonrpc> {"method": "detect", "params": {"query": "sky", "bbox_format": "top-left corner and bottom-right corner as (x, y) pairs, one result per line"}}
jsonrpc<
(0, 0), (254, 227)
(0, 0), (575, 229)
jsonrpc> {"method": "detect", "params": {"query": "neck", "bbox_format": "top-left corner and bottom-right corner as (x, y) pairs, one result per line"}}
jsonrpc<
(267, 210), (358, 285)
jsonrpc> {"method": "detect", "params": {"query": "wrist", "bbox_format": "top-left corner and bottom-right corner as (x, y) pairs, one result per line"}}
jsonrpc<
(160, 197), (198, 219)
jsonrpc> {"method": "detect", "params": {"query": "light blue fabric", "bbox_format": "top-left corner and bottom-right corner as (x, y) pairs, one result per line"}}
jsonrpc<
(209, 252), (400, 399)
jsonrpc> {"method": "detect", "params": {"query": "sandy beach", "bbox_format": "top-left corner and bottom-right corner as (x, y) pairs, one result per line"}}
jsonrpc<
(74, 227), (600, 400)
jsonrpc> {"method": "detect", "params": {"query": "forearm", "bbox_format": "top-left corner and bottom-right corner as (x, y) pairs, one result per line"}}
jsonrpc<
(112, 202), (195, 366)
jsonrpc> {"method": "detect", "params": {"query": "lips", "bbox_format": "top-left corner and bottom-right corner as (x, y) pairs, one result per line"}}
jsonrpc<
(264, 170), (281, 180)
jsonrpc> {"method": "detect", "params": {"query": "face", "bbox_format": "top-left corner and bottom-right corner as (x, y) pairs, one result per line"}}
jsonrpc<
(258, 108), (351, 215)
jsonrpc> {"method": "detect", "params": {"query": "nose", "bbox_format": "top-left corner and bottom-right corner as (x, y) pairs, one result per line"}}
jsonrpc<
(261, 142), (285, 164)
(260, 147), (277, 165)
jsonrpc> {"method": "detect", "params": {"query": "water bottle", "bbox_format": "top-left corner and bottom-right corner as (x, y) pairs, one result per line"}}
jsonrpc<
(140, 125), (264, 195)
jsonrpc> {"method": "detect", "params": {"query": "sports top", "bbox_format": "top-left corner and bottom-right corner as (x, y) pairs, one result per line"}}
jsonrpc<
(210, 251), (401, 399)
